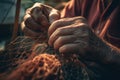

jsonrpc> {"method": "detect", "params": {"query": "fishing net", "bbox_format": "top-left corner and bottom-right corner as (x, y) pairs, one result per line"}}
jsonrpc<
(0, 35), (93, 80)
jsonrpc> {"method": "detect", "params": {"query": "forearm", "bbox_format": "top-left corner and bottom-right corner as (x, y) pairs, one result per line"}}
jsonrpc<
(103, 42), (120, 68)
(92, 36), (120, 70)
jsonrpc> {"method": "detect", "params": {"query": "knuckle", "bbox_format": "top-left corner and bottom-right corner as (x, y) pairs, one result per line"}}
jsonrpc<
(78, 16), (87, 21)
(49, 10), (60, 17)
(75, 22), (89, 30)
(59, 46), (67, 53)
(31, 3), (43, 13)
(49, 12), (60, 23)
(51, 19), (61, 26)
(57, 36), (63, 43)
(34, 2), (42, 7)
(34, 2), (40, 5)
(31, 7), (40, 13)
(55, 37), (63, 44)
(26, 8), (31, 14)
(49, 20), (62, 35)
(73, 16), (87, 24)
(55, 27), (63, 35)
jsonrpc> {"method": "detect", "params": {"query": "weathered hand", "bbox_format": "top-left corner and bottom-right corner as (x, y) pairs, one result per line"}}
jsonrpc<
(48, 17), (103, 56)
(48, 16), (92, 56)
(21, 3), (60, 38)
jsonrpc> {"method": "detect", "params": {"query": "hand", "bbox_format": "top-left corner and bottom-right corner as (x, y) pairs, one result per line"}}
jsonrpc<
(21, 3), (60, 39)
(48, 16), (103, 59)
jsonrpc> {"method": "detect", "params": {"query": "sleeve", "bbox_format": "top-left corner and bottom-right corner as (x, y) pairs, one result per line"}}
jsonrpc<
(61, 0), (81, 18)
(60, 0), (96, 18)
(60, 0), (102, 32)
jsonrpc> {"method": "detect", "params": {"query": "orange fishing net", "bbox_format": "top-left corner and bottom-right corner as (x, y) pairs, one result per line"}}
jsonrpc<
(0, 36), (90, 80)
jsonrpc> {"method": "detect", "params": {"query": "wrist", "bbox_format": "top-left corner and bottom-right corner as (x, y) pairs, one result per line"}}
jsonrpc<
(106, 44), (120, 65)
(89, 34), (112, 63)
(91, 36), (120, 65)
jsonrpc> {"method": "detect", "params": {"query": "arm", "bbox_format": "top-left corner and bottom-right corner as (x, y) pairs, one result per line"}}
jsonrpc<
(48, 16), (120, 71)
(21, 0), (120, 67)
(60, 0), (120, 68)
(93, 38), (120, 69)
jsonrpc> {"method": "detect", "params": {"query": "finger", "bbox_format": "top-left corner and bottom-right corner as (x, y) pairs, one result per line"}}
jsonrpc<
(37, 3), (60, 23)
(48, 19), (71, 36)
(48, 27), (75, 46)
(49, 9), (60, 24)
(21, 22), (41, 38)
(30, 7), (50, 28)
(25, 7), (32, 14)
(38, 13), (50, 27)
(24, 14), (42, 32)
(54, 35), (76, 50)
(59, 43), (79, 54)
(48, 17), (86, 36)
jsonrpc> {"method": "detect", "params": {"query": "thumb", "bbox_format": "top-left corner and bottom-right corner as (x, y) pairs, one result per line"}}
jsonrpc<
(49, 9), (60, 24)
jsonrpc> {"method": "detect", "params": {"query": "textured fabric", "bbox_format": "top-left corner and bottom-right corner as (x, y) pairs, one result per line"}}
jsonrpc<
(61, 0), (120, 48)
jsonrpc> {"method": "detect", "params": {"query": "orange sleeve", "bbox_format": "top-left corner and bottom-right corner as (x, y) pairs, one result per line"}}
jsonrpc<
(61, 0), (81, 18)
(60, 0), (95, 18)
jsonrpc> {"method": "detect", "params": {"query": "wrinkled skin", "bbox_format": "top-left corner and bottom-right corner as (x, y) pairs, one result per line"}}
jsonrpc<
(21, 3), (120, 65)
(48, 17), (91, 55)
(21, 3), (60, 38)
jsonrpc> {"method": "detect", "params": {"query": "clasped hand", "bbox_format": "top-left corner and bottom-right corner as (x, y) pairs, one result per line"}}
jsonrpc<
(21, 3), (103, 60)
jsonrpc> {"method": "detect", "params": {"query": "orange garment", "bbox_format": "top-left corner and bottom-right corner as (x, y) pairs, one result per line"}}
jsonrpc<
(61, 0), (120, 48)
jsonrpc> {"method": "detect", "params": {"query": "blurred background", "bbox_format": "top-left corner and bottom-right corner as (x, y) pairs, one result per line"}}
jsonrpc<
(0, 0), (69, 50)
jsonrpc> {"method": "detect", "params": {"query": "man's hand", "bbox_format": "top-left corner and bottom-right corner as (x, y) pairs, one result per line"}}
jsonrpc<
(48, 16), (109, 61)
(48, 17), (91, 55)
(21, 3), (60, 38)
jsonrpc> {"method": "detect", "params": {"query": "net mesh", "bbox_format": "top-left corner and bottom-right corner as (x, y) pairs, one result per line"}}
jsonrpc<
(0, 36), (90, 80)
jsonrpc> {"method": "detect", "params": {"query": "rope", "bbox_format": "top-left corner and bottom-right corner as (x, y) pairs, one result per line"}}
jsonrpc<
(11, 0), (21, 40)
